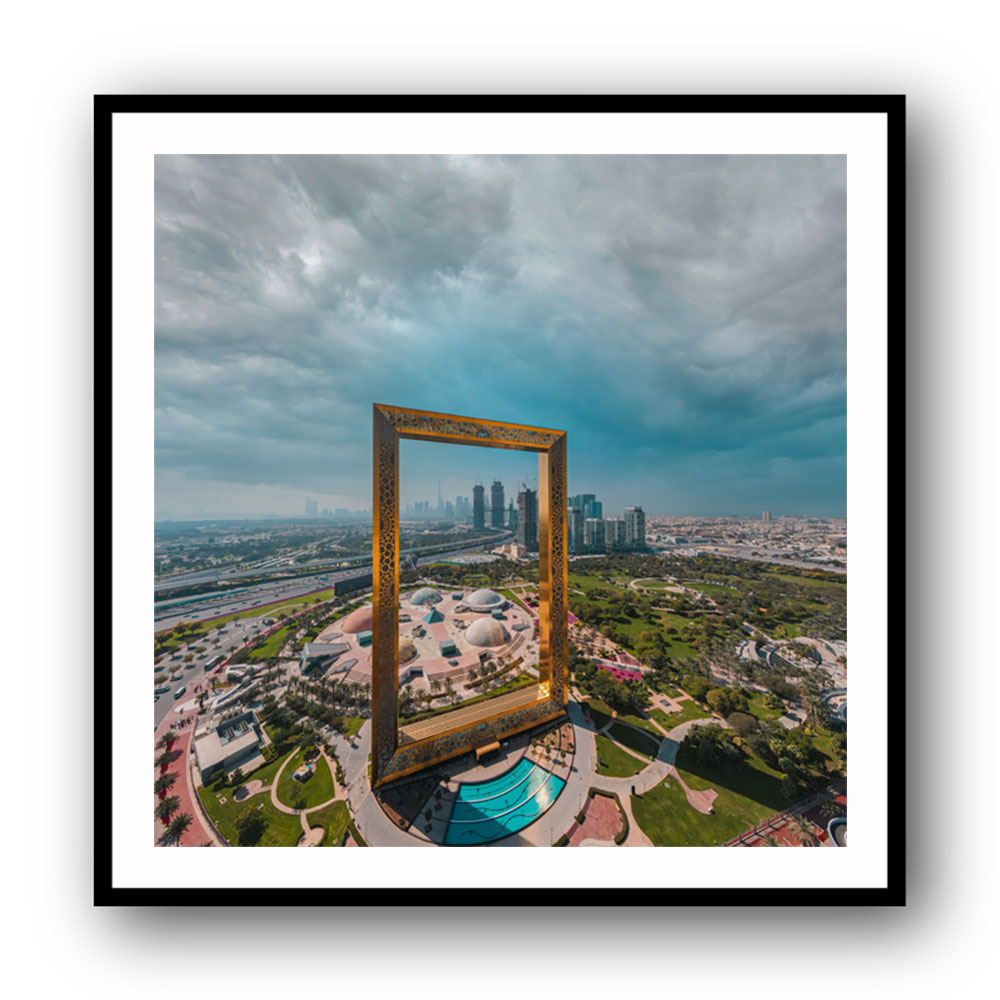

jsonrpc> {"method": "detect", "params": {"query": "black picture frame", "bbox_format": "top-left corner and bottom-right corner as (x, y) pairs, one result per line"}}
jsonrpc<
(95, 93), (905, 906)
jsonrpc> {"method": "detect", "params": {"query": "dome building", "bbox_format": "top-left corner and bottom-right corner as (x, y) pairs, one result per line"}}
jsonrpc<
(409, 587), (442, 606)
(464, 588), (507, 613)
(341, 605), (373, 634)
(465, 617), (510, 647)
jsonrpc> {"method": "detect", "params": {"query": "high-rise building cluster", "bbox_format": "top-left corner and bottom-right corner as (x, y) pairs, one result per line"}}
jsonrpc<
(400, 480), (645, 556)
(567, 493), (646, 554)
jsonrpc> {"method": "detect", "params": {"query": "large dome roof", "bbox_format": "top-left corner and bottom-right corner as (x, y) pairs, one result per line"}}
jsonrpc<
(465, 588), (504, 611)
(465, 617), (510, 647)
(409, 587), (442, 606)
(398, 638), (418, 663)
(341, 605), (373, 634)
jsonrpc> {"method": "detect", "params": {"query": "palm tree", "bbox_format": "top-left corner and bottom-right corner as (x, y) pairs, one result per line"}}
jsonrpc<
(786, 814), (819, 846)
(165, 812), (193, 845)
(154, 772), (177, 799)
(818, 790), (841, 821)
(155, 795), (181, 824)
(155, 749), (182, 771)
(761, 834), (780, 847)
(156, 733), (175, 751)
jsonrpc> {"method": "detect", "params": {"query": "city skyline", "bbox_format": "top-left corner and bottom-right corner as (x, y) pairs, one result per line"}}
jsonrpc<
(155, 154), (846, 518)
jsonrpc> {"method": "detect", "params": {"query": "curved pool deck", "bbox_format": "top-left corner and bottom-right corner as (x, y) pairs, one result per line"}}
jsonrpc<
(444, 757), (566, 846)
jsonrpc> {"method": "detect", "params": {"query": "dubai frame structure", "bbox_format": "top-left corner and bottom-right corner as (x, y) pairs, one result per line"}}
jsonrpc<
(371, 404), (569, 786)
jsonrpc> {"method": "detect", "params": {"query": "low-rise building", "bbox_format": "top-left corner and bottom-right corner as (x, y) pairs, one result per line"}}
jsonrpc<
(193, 709), (266, 782)
(299, 641), (351, 674)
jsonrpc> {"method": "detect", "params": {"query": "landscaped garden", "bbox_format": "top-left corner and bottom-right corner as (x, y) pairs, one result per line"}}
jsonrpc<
(649, 700), (711, 731)
(306, 800), (352, 845)
(607, 721), (660, 759)
(276, 748), (335, 809)
(594, 733), (647, 777)
(631, 751), (788, 846)
(198, 785), (305, 846)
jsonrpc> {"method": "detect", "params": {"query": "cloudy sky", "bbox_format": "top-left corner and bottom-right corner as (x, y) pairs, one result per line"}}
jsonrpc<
(155, 154), (846, 518)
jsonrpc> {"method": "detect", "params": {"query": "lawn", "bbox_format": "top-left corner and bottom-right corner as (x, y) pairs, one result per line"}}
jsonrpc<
(594, 734), (647, 777)
(616, 711), (664, 738)
(276, 748), (335, 809)
(762, 571), (846, 591)
(344, 716), (366, 737)
(248, 623), (298, 660)
(608, 721), (661, 759)
(631, 751), (788, 846)
(746, 691), (785, 721)
(633, 578), (671, 589)
(649, 700), (712, 732)
(198, 785), (304, 846)
(580, 695), (614, 730)
(305, 800), (351, 846)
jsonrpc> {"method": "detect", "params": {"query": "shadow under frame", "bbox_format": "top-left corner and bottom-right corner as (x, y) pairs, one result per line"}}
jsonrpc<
(371, 403), (568, 787)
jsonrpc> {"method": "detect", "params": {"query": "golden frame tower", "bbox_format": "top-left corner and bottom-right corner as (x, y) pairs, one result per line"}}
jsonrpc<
(371, 404), (568, 786)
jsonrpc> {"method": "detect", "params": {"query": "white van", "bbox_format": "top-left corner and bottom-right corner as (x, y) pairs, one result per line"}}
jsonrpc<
(173, 685), (187, 699)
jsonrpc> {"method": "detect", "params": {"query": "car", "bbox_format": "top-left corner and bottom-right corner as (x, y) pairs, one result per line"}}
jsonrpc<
(155, 685), (171, 695)
(174, 685), (187, 699)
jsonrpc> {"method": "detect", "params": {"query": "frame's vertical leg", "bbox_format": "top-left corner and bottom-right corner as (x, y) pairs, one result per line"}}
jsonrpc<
(371, 406), (400, 785)
(537, 452), (552, 694)
(547, 436), (568, 706)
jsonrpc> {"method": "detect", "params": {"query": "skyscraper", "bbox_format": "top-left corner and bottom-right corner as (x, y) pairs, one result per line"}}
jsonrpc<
(762, 510), (772, 522)
(490, 480), (505, 529)
(624, 505), (646, 550)
(472, 484), (485, 529)
(583, 499), (603, 520)
(567, 506), (584, 554)
(569, 493), (595, 514)
(516, 485), (538, 552)
(606, 517), (626, 550)
(507, 501), (517, 532)
(305, 498), (318, 517)
(583, 517), (605, 552)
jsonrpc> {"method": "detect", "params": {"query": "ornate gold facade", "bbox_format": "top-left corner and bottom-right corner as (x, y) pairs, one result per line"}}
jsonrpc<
(372, 404), (568, 786)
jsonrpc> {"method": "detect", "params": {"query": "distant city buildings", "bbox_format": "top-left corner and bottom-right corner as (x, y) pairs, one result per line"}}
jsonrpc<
(490, 480), (505, 529)
(606, 517), (626, 550)
(516, 485), (538, 552)
(762, 510), (772, 522)
(507, 500), (518, 532)
(305, 498), (318, 517)
(472, 484), (485, 529)
(624, 505), (646, 550)
(567, 506), (584, 554)
(583, 517), (605, 551)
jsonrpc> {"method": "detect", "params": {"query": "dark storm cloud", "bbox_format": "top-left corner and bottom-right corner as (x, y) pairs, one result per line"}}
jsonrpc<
(155, 154), (845, 515)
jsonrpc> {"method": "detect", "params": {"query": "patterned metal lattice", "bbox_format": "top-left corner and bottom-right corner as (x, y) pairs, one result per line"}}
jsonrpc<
(371, 403), (569, 787)
(378, 404), (563, 452)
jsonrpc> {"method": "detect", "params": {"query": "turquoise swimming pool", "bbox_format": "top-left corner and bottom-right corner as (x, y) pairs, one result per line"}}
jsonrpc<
(444, 756), (565, 846)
